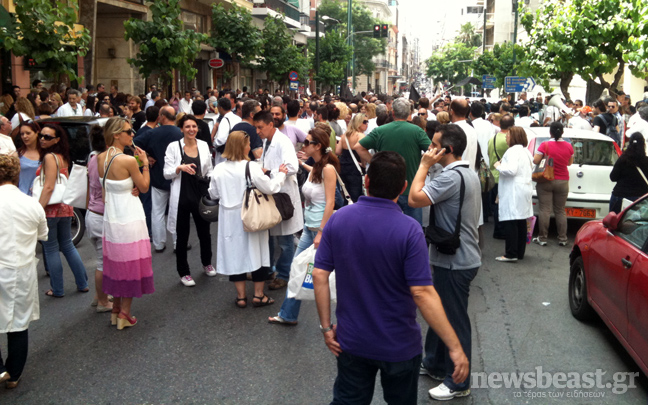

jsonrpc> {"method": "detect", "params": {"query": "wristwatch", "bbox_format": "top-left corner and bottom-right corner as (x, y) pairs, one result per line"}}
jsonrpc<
(320, 324), (334, 333)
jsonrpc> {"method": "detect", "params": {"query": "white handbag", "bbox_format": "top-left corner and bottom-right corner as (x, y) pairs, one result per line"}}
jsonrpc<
(32, 153), (67, 205)
(62, 163), (88, 208)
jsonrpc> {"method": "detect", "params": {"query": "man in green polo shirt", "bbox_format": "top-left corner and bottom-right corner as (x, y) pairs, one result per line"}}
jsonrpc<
(487, 114), (513, 239)
(354, 98), (431, 224)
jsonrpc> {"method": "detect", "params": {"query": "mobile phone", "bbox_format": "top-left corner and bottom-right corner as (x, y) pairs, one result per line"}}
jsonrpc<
(443, 146), (451, 155)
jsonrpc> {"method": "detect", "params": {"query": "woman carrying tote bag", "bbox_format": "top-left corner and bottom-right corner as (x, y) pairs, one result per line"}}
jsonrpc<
(208, 131), (287, 308)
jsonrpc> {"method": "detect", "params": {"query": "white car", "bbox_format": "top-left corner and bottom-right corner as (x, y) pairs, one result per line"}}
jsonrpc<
(525, 127), (622, 220)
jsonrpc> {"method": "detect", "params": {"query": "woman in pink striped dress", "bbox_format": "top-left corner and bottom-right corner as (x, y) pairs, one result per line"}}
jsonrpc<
(96, 117), (153, 330)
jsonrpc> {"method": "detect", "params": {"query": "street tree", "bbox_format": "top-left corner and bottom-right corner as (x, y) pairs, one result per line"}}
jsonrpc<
(308, 29), (352, 92)
(260, 15), (308, 89)
(124, 0), (207, 92)
(472, 42), (528, 93)
(456, 23), (482, 48)
(0, 0), (91, 83)
(317, 0), (386, 77)
(425, 42), (475, 93)
(209, 3), (261, 88)
(520, 0), (648, 100)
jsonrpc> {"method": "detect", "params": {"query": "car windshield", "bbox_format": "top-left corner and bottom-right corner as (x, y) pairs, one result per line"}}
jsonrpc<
(535, 137), (618, 166)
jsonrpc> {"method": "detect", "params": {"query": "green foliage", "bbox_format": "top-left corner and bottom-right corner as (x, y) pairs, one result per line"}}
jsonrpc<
(456, 23), (482, 48)
(0, 0), (91, 83)
(309, 29), (352, 90)
(317, 0), (386, 76)
(425, 43), (475, 86)
(209, 3), (261, 66)
(472, 43), (529, 91)
(260, 16), (308, 86)
(124, 0), (207, 87)
(520, 0), (648, 97)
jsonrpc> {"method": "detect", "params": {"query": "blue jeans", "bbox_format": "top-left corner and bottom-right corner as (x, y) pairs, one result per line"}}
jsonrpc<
(278, 226), (317, 322)
(422, 266), (478, 392)
(42, 217), (88, 296)
(332, 351), (421, 405)
(609, 193), (639, 214)
(269, 234), (295, 281)
(397, 194), (422, 225)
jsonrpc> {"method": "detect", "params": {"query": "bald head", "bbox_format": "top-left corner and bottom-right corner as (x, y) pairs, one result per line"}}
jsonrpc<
(450, 99), (470, 122)
(160, 106), (177, 124)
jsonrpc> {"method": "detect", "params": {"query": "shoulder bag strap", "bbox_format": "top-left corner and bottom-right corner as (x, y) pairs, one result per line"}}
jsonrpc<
(102, 152), (122, 189)
(333, 166), (352, 203)
(178, 140), (185, 164)
(494, 133), (502, 161)
(453, 170), (465, 237)
(636, 166), (648, 186)
(344, 133), (363, 176)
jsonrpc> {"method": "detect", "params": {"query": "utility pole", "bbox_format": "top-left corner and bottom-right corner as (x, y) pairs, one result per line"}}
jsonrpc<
(512, 0), (519, 73)
(315, 9), (320, 94)
(347, 0), (353, 94)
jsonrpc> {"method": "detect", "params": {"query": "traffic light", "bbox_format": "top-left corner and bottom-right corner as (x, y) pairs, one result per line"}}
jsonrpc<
(381, 24), (389, 38)
(373, 24), (380, 38)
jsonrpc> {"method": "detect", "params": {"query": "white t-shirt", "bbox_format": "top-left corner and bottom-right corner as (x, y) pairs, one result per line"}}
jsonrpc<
(55, 102), (83, 117)
(0, 134), (16, 155)
(568, 116), (593, 130)
(10, 113), (32, 130)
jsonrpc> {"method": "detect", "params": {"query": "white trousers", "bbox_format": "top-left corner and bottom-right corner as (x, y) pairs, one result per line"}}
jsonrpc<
(151, 186), (176, 250)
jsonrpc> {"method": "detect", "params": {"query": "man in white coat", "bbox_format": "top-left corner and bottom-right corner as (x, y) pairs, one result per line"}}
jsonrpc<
(253, 110), (304, 290)
(450, 99), (478, 171)
(54, 89), (83, 117)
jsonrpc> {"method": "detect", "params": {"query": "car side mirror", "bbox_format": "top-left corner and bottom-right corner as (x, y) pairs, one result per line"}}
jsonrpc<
(602, 212), (620, 230)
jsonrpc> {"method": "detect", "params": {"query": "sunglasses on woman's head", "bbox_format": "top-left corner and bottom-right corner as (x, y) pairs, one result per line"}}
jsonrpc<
(303, 139), (319, 146)
(39, 134), (57, 141)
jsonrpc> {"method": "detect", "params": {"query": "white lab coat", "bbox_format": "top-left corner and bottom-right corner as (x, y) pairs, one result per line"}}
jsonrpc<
(497, 145), (534, 221)
(208, 160), (286, 275)
(261, 130), (304, 236)
(456, 120), (479, 171)
(0, 185), (48, 332)
(472, 118), (497, 166)
(163, 138), (214, 234)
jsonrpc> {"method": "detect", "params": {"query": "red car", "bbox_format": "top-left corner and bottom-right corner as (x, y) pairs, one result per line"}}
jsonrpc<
(569, 195), (648, 376)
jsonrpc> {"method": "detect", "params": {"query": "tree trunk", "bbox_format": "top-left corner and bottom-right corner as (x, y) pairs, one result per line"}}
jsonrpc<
(559, 72), (574, 100)
(596, 58), (625, 98)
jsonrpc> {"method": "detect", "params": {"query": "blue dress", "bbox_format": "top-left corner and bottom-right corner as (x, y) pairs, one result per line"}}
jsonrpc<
(18, 155), (40, 196)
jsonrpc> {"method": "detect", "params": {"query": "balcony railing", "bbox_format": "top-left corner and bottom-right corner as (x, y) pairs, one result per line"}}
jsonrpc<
(253, 0), (300, 22)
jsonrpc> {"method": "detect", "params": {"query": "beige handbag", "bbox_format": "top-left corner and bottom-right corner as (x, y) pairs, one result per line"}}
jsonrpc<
(241, 161), (282, 232)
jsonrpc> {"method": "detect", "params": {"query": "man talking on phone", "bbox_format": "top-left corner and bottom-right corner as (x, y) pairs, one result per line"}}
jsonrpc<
(408, 124), (481, 400)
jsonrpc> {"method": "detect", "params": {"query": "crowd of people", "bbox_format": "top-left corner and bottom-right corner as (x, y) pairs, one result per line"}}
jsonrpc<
(2, 79), (648, 401)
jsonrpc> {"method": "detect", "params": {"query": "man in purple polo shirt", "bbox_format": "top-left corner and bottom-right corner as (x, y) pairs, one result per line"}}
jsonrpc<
(313, 151), (469, 404)
(271, 105), (307, 147)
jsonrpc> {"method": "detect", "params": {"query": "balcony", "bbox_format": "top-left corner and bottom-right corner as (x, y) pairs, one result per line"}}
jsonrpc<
(252, 0), (301, 29)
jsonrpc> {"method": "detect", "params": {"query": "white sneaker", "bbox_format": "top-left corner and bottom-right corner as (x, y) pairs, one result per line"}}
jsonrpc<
(180, 275), (196, 287)
(203, 265), (217, 277)
(428, 383), (470, 400)
(532, 237), (547, 246)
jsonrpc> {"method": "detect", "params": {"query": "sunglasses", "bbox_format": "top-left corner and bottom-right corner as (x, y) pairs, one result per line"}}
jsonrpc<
(608, 105), (616, 109)
(362, 120), (369, 124)
(39, 134), (58, 141)
(303, 139), (319, 147)
(123, 128), (135, 136)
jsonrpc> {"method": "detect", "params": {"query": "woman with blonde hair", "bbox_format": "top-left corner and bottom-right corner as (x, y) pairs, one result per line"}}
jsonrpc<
(96, 117), (152, 329)
(436, 111), (450, 125)
(10, 98), (36, 130)
(0, 94), (13, 116)
(334, 102), (349, 133)
(335, 113), (367, 202)
(208, 131), (287, 308)
(49, 93), (63, 115)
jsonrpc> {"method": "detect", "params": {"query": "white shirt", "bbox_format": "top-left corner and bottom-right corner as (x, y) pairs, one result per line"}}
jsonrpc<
(214, 111), (242, 148)
(496, 145), (534, 221)
(427, 109), (436, 121)
(145, 99), (155, 111)
(568, 116), (593, 130)
(517, 116), (535, 128)
(471, 118), (497, 166)
(10, 113), (32, 130)
(55, 102), (83, 117)
(0, 134), (16, 155)
(285, 118), (311, 137)
(179, 98), (193, 114)
(455, 120), (479, 171)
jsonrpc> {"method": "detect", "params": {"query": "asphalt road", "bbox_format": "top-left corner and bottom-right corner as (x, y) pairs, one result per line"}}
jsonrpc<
(1, 218), (647, 404)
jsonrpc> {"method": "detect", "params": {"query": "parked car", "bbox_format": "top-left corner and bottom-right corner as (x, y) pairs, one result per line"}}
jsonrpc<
(36, 116), (109, 245)
(568, 195), (648, 376)
(525, 127), (622, 220)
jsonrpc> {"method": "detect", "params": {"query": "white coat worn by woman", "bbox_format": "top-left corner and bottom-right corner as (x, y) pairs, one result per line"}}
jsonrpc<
(163, 138), (213, 237)
(495, 127), (534, 262)
(208, 160), (286, 277)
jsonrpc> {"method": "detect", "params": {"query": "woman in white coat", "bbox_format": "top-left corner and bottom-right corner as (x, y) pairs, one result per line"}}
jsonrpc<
(164, 115), (214, 287)
(208, 131), (288, 308)
(0, 155), (48, 389)
(494, 127), (534, 262)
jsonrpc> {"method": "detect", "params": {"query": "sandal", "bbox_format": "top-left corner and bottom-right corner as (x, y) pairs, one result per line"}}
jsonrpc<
(45, 289), (64, 298)
(235, 297), (248, 309)
(253, 294), (275, 307)
(268, 315), (297, 326)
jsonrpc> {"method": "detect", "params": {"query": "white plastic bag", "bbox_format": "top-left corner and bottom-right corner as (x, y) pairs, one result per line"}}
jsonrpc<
(287, 245), (336, 301)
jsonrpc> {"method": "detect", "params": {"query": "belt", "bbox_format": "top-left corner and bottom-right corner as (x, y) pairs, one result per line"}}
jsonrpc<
(88, 209), (104, 216)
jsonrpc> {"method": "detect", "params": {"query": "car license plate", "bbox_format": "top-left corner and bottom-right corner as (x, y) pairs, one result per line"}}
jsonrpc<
(565, 208), (596, 218)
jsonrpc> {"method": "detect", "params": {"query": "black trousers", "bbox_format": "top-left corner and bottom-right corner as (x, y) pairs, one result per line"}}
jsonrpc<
(502, 219), (528, 259)
(490, 184), (506, 239)
(0, 329), (28, 382)
(332, 351), (421, 405)
(176, 197), (212, 277)
(340, 169), (363, 203)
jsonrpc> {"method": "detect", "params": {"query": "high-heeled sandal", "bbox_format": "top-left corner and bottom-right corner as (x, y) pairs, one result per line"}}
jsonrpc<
(117, 312), (137, 330)
(110, 308), (121, 326)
